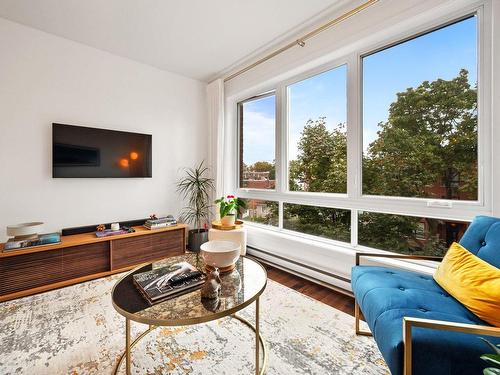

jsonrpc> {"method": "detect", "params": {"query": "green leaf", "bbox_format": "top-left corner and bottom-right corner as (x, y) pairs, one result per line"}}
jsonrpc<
(484, 368), (500, 375)
(481, 354), (500, 367)
(480, 338), (500, 355)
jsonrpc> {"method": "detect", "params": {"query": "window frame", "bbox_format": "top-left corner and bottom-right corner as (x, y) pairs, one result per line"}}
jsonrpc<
(358, 12), (484, 204)
(231, 3), (491, 251)
(284, 61), (349, 196)
(237, 90), (277, 192)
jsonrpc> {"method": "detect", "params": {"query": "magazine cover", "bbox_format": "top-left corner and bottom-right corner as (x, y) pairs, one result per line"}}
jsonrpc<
(133, 262), (205, 304)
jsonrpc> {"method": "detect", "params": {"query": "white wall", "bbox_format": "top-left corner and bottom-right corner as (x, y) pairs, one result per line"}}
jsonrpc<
(221, 0), (500, 291)
(0, 17), (207, 242)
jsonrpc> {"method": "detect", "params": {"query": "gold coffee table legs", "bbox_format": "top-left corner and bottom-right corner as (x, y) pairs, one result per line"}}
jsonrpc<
(125, 318), (130, 374)
(256, 297), (260, 375)
(232, 296), (268, 375)
(114, 298), (267, 375)
(115, 320), (158, 375)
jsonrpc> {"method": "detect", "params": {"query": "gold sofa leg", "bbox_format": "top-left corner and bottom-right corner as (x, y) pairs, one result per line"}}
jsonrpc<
(403, 318), (412, 375)
(355, 300), (372, 336)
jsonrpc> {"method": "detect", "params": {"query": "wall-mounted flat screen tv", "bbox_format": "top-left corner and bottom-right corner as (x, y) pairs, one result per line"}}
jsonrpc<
(53, 123), (152, 178)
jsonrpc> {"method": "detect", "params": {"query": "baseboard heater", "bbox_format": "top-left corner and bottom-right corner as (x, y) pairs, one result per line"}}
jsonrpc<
(246, 246), (354, 298)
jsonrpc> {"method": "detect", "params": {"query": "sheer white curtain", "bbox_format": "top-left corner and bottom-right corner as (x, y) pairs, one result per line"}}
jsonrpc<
(206, 79), (225, 210)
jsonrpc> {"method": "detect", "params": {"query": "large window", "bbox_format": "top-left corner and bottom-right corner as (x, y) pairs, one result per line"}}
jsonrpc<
(235, 12), (484, 257)
(288, 65), (347, 193)
(362, 16), (478, 200)
(239, 93), (276, 190)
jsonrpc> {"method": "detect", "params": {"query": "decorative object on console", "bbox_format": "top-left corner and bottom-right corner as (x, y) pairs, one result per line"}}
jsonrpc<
(96, 224), (106, 232)
(200, 240), (240, 273)
(3, 222), (61, 252)
(110, 222), (120, 231)
(177, 161), (214, 252)
(214, 195), (246, 227)
(201, 268), (222, 299)
(7, 222), (44, 240)
(95, 226), (135, 238)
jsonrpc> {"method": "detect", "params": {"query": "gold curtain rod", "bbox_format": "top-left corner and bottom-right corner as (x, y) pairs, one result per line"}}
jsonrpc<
(223, 0), (379, 83)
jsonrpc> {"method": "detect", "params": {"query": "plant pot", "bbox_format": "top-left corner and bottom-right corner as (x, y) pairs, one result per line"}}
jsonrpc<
(220, 214), (236, 227)
(188, 228), (209, 252)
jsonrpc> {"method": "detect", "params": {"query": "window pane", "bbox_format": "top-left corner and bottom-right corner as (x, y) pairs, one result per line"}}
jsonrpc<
(283, 203), (350, 242)
(240, 199), (278, 226)
(362, 16), (478, 200)
(288, 65), (347, 193)
(239, 94), (276, 189)
(358, 211), (469, 256)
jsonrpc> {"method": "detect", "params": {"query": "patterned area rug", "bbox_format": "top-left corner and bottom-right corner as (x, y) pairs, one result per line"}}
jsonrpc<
(0, 274), (388, 374)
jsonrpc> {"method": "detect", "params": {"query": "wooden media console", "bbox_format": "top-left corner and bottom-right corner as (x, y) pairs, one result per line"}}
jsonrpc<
(0, 224), (187, 302)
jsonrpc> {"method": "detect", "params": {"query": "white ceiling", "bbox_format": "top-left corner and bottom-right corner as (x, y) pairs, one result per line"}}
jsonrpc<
(0, 0), (340, 81)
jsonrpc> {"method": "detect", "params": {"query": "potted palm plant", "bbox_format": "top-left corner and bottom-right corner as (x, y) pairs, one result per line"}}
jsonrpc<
(177, 161), (214, 252)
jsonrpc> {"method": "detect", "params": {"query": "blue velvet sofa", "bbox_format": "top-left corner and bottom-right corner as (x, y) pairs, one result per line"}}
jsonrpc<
(351, 215), (500, 375)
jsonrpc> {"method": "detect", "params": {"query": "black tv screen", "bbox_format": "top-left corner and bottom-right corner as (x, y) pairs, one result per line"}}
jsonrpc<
(53, 123), (152, 178)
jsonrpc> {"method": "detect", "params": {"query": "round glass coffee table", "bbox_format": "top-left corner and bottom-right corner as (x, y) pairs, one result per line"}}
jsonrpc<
(111, 253), (268, 375)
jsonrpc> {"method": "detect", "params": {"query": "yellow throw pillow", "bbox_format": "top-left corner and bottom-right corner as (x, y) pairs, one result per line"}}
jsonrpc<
(433, 242), (500, 327)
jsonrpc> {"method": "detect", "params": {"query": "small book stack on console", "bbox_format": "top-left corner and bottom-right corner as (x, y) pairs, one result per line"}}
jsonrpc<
(4, 232), (61, 251)
(144, 215), (177, 230)
(133, 262), (205, 305)
(3, 222), (61, 252)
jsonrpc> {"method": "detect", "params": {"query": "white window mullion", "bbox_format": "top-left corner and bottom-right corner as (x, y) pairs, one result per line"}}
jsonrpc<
(347, 52), (361, 246)
(350, 209), (358, 247)
(276, 83), (287, 195)
(346, 52), (362, 201)
(278, 201), (284, 230)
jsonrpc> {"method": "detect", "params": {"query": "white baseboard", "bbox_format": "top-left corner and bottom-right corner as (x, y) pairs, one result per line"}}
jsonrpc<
(247, 246), (354, 298)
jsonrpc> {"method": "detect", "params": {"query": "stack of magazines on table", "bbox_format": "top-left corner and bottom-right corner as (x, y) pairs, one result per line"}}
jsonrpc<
(144, 215), (177, 230)
(133, 262), (206, 305)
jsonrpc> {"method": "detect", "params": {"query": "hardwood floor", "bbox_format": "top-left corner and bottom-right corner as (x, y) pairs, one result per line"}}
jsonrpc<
(263, 263), (355, 316)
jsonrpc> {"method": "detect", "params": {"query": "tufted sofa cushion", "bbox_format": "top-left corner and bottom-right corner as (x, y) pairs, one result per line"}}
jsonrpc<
(351, 215), (500, 375)
(459, 215), (500, 268)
